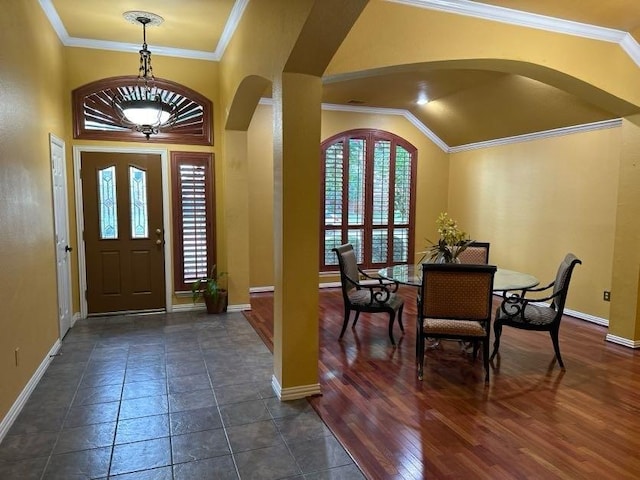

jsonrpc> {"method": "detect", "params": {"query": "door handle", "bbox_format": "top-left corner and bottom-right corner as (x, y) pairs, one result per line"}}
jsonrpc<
(65, 245), (73, 252)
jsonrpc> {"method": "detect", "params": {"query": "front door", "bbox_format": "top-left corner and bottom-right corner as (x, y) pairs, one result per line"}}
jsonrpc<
(81, 152), (165, 314)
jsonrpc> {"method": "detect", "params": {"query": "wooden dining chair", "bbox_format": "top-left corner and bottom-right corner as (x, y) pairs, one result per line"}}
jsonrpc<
(490, 253), (581, 368)
(332, 244), (405, 345)
(417, 263), (497, 382)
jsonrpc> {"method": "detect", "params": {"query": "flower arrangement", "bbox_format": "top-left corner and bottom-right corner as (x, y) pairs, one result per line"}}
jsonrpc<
(418, 212), (473, 263)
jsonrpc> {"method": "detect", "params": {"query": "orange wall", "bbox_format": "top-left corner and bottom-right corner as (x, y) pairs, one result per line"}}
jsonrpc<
(0, 0), (67, 420)
(449, 126), (621, 320)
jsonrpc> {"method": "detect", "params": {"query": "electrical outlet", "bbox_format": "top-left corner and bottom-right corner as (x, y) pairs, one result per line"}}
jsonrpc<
(603, 291), (611, 302)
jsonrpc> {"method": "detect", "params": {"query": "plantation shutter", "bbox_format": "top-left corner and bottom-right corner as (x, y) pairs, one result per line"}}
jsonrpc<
(320, 129), (416, 271)
(171, 152), (215, 291)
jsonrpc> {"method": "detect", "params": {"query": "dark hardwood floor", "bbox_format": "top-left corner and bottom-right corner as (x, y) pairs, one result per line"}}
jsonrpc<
(243, 287), (640, 480)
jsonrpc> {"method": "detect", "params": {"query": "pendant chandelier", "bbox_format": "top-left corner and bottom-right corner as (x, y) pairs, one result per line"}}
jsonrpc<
(113, 11), (176, 139)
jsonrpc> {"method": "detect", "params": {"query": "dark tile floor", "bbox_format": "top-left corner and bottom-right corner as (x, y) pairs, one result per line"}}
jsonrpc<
(0, 310), (365, 479)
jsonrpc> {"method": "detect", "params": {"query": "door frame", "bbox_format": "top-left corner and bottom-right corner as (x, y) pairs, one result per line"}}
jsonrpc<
(73, 145), (173, 318)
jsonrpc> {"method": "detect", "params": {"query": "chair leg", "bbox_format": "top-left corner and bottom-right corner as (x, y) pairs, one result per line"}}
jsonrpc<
(416, 327), (425, 380)
(397, 305), (405, 333)
(339, 308), (350, 339)
(388, 312), (396, 346)
(550, 329), (565, 369)
(352, 311), (361, 328)
(417, 337), (425, 380)
(490, 321), (502, 360)
(472, 341), (479, 360)
(483, 338), (490, 383)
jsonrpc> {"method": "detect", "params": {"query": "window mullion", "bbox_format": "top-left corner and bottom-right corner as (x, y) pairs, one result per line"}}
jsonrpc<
(388, 140), (397, 265)
(363, 133), (375, 269)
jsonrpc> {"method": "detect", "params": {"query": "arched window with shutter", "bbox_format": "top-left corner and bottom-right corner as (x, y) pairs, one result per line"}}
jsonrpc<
(320, 129), (417, 271)
(73, 76), (213, 145)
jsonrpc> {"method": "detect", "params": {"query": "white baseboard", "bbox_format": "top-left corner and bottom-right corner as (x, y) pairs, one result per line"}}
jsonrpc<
(271, 375), (322, 401)
(172, 302), (251, 313)
(250, 286), (274, 293)
(563, 307), (608, 327)
(605, 334), (640, 348)
(228, 303), (251, 312)
(0, 339), (62, 443)
(171, 302), (203, 312)
(252, 283), (343, 291)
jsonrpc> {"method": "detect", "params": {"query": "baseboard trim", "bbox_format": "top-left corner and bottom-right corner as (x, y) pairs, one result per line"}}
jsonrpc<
(171, 303), (203, 312)
(563, 307), (608, 327)
(251, 284), (343, 292)
(605, 334), (640, 348)
(249, 286), (274, 293)
(71, 312), (81, 328)
(171, 303), (251, 313)
(271, 375), (322, 401)
(228, 303), (251, 312)
(0, 339), (62, 443)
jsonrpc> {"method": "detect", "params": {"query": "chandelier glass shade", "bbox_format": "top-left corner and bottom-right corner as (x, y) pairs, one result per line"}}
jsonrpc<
(113, 12), (176, 139)
(120, 98), (173, 126)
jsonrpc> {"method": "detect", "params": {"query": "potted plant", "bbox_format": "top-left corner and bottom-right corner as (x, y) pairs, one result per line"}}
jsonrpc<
(191, 264), (228, 314)
(417, 212), (474, 264)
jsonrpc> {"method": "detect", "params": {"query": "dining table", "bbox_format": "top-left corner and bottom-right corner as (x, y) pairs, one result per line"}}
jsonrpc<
(377, 264), (539, 293)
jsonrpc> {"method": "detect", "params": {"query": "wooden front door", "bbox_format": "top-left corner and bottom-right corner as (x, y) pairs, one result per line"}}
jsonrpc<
(81, 152), (165, 314)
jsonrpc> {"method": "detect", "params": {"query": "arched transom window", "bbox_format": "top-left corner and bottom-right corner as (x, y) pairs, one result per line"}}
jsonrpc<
(72, 76), (213, 145)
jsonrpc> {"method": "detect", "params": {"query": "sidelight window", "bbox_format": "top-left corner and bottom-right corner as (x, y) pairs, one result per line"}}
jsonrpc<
(171, 152), (216, 292)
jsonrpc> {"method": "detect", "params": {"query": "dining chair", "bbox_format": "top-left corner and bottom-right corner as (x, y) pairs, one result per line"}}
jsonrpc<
(457, 241), (490, 264)
(332, 244), (405, 345)
(490, 253), (582, 368)
(417, 263), (497, 382)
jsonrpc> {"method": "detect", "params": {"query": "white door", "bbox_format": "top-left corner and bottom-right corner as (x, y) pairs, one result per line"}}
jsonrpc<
(50, 134), (73, 338)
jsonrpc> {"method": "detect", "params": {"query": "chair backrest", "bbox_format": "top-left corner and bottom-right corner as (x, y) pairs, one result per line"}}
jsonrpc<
(332, 244), (360, 294)
(551, 253), (582, 312)
(457, 242), (490, 264)
(420, 263), (497, 320)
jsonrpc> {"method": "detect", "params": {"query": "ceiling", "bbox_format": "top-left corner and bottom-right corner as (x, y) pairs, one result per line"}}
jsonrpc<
(43, 0), (640, 148)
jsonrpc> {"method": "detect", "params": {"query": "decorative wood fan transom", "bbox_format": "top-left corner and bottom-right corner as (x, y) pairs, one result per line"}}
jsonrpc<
(73, 76), (213, 145)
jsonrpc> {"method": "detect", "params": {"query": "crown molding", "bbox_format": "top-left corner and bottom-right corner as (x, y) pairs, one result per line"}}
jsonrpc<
(259, 98), (621, 153)
(449, 118), (622, 153)
(386, 0), (640, 67)
(41, 0), (640, 66)
(320, 103), (450, 152)
(38, 0), (249, 61)
(63, 37), (218, 61)
(214, 0), (250, 59)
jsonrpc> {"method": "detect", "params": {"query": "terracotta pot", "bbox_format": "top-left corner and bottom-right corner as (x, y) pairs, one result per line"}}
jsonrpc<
(203, 290), (228, 314)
